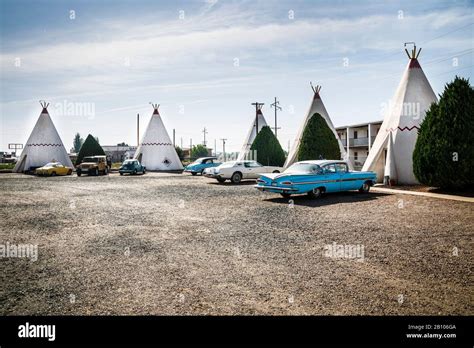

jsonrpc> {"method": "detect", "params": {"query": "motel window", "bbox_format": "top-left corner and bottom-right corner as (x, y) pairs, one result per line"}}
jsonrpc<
(354, 131), (358, 139)
(354, 152), (358, 160)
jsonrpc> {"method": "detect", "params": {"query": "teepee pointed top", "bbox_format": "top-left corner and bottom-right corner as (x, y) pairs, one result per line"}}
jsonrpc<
(39, 100), (50, 114)
(404, 42), (422, 68)
(150, 102), (160, 115)
(310, 82), (322, 99)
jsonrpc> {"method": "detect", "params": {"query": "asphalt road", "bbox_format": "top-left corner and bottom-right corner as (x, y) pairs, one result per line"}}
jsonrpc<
(0, 172), (472, 315)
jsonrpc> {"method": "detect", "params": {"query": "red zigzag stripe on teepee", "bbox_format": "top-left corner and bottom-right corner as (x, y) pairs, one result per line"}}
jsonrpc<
(27, 143), (62, 147)
(386, 126), (420, 132)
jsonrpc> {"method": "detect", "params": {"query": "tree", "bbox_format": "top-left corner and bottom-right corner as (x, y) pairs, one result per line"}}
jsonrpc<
(190, 144), (208, 160)
(73, 133), (83, 153)
(413, 76), (473, 190)
(297, 113), (341, 161)
(76, 134), (106, 165)
(250, 126), (286, 166)
(175, 146), (184, 161)
(117, 142), (128, 146)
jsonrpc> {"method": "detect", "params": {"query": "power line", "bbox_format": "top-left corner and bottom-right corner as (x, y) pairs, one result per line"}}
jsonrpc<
(270, 97), (282, 139)
(202, 127), (208, 146)
(420, 22), (474, 46)
(220, 138), (227, 161)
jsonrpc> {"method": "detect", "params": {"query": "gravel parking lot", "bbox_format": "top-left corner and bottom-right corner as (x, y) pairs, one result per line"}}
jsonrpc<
(0, 172), (472, 315)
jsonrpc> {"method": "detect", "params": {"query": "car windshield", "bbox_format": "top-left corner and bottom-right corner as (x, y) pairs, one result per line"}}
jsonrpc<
(123, 160), (135, 165)
(83, 157), (98, 163)
(191, 158), (204, 165)
(45, 162), (57, 167)
(244, 161), (262, 168)
(285, 163), (322, 174)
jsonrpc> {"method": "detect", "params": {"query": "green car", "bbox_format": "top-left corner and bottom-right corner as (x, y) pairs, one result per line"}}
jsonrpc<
(119, 159), (146, 175)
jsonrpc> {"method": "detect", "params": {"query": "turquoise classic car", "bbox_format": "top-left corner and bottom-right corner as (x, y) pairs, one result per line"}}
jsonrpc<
(254, 160), (377, 199)
(119, 159), (146, 175)
(184, 157), (221, 176)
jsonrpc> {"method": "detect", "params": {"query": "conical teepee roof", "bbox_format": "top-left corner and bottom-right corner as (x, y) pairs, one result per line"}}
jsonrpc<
(133, 104), (183, 171)
(362, 44), (437, 184)
(13, 101), (74, 172)
(284, 84), (349, 168)
(237, 104), (268, 161)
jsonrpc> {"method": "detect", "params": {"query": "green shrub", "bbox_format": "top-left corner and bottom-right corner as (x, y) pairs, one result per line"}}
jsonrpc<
(190, 144), (208, 160)
(76, 134), (106, 165)
(297, 113), (340, 161)
(250, 126), (286, 166)
(175, 146), (184, 161)
(413, 76), (473, 189)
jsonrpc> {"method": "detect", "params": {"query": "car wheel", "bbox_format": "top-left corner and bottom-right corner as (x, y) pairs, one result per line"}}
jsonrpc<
(94, 169), (99, 176)
(51, 172), (56, 177)
(67, 169), (72, 175)
(273, 170), (280, 173)
(359, 181), (371, 193)
(77, 171), (82, 177)
(281, 193), (291, 198)
(308, 187), (323, 199)
(200, 169), (205, 175)
(104, 167), (108, 175)
(217, 177), (226, 183)
(120, 172), (123, 176)
(142, 168), (146, 174)
(133, 169), (137, 175)
(231, 172), (242, 184)
(191, 172), (197, 176)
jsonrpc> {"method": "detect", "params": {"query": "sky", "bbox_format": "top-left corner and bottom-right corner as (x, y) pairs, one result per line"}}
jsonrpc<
(0, 0), (473, 153)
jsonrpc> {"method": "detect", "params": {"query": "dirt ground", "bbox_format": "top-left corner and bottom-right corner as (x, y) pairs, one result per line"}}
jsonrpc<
(0, 172), (472, 315)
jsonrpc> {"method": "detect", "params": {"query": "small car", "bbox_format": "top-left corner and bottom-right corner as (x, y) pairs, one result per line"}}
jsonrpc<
(184, 157), (221, 176)
(76, 155), (109, 176)
(35, 162), (73, 176)
(254, 160), (376, 199)
(119, 159), (146, 175)
(204, 160), (283, 183)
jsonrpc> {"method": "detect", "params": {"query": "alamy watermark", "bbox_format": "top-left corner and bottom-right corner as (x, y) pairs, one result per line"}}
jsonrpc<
(323, 242), (364, 262)
(0, 242), (38, 261)
(52, 100), (95, 119)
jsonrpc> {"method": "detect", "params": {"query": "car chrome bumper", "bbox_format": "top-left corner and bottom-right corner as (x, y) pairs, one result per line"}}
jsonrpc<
(254, 185), (297, 193)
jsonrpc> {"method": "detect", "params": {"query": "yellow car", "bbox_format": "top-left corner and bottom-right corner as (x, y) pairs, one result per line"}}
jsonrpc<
(35, 162), (73, 176)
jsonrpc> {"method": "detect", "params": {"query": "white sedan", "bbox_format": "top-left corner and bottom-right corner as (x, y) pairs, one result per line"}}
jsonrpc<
(204, 160), (283, 183)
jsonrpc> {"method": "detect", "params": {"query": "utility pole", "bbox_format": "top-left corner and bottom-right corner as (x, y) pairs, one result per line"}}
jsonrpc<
(137, 114), (140, 146)
(202, 127), (208, 147)
(270, 97), (282, 139)
(173, 129), (175, 147)
(214, 139), (217, 157)
(180, 137), (183, 149)
(251, 102), (264, 134)
(220, 138), (227, 161)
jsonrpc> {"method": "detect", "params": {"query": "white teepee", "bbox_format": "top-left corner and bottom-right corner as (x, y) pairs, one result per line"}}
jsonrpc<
(284, 84), (349, 168)
(13, 101), (74, 173)
(237, 104), (268, 161)
(133, 104), (183, 171)
(362, 44), (437, 184)
(383, 132), (397, 185)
